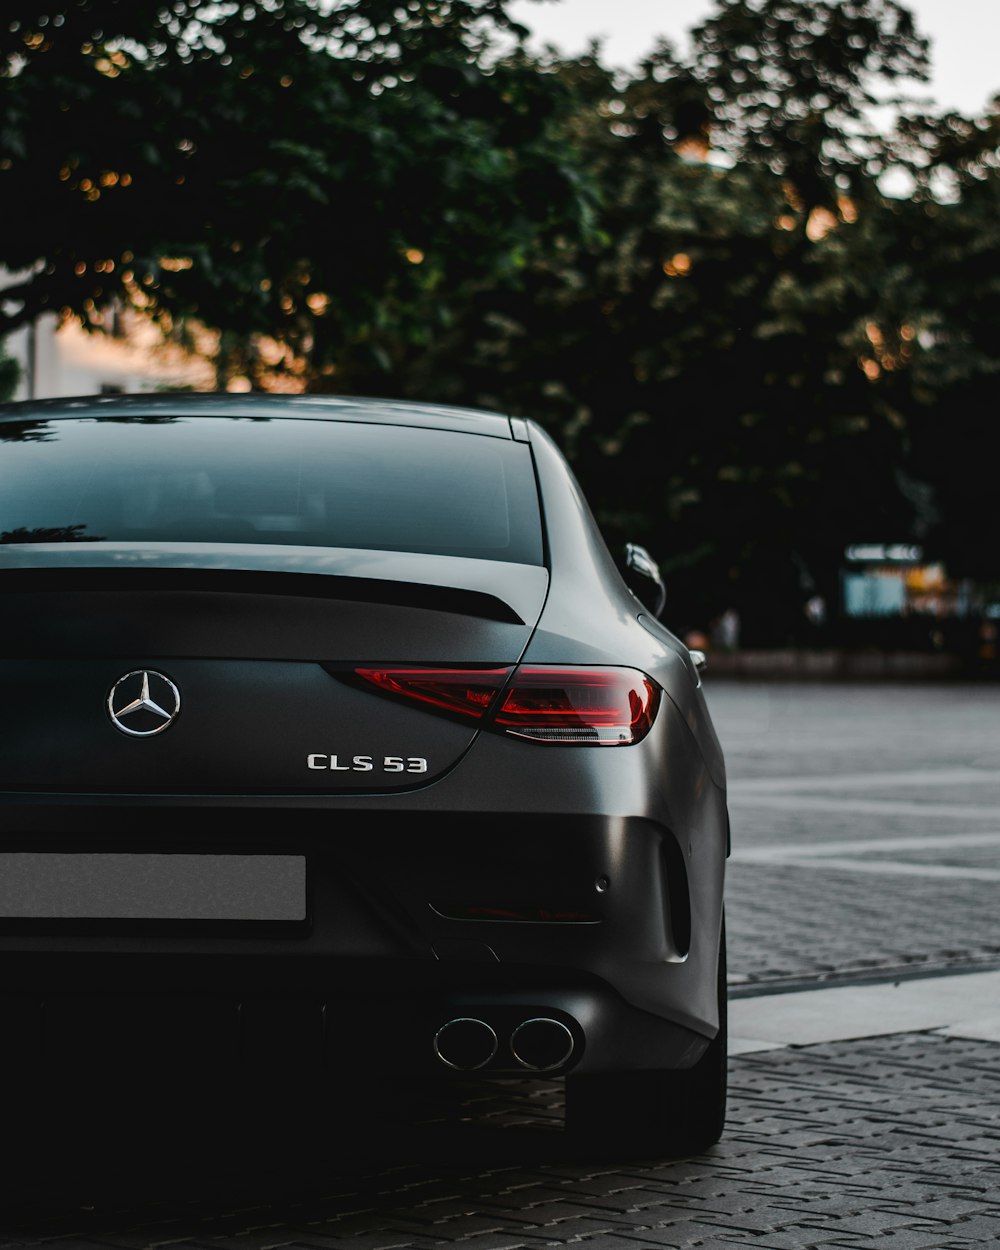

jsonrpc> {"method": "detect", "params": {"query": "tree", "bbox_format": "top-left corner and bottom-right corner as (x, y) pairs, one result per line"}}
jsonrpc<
(384, 4), (944, 640)
(883, 101), (1000, 584)
(0, 341), (19, 399)
(1, 0), (593, 385)
(662, 0), (929, 209)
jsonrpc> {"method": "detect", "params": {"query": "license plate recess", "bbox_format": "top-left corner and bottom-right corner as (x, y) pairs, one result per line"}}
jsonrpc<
(0, 851), (306, 922)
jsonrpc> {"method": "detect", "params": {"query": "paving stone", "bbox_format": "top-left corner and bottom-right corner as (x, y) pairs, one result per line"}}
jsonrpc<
(3, 1025), (995, 1250)
(4, 1029), (999, 1248)
(715, 1235), (870, 1249)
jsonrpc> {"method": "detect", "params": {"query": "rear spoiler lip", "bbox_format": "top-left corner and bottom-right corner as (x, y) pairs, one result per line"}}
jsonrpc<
(0, 542), (549, 626)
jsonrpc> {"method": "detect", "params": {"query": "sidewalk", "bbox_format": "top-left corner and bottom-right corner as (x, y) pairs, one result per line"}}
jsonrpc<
(732, 966), (1000, 1053)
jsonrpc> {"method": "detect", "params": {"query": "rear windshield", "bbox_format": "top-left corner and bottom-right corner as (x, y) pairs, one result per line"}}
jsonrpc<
(0, 416), (543, 564)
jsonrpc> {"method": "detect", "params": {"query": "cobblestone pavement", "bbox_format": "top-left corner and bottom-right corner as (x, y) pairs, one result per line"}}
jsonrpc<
(2, 1031), (999, 1248)
(2, 683), (999, 1247)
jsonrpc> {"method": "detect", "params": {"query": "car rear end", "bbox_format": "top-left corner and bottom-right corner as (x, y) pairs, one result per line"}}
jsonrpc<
(0, 396), (726, 1115)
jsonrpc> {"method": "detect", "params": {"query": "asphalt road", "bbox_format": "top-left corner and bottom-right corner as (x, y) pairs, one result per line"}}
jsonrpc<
(2, 681), (999, 1248)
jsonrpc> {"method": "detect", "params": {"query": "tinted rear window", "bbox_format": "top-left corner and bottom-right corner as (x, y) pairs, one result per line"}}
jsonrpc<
(0, 417), (543, 564)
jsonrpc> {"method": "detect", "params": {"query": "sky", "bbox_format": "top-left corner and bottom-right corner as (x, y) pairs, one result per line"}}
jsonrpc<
(505, 0), (1000, 117)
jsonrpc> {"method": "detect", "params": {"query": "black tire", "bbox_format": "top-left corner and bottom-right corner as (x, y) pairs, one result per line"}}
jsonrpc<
(565, 920), (727, 1158)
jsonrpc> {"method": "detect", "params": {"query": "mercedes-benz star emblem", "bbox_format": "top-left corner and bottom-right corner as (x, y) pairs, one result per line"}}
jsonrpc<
(107, 670), (181, 737)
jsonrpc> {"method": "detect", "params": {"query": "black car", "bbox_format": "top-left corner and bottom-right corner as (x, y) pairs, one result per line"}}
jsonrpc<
(0, 393), (727, 1156)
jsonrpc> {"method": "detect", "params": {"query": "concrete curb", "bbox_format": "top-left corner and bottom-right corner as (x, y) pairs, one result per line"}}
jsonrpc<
(704, 648), (967, 679)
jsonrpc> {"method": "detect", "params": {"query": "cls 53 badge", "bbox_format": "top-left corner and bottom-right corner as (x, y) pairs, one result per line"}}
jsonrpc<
(306, 754), (428, 773)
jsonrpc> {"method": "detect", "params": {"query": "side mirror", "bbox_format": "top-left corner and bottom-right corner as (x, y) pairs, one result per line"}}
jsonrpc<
(623, 542), (666, 618)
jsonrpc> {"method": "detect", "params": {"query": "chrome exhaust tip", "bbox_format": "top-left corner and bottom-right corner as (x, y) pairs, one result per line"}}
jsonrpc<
(433, 1017), (498, 1070)
(510, 1017), (575, 1071)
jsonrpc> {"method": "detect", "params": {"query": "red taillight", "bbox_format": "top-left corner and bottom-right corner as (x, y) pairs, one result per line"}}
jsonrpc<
(353, 667), (513, 719)
(353, 664), (659, 745)
(494, 667), (659, 744)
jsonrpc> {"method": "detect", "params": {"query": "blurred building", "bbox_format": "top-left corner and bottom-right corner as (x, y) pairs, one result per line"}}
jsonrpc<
(2, 271), (212, 399)
(839, 542), (997, 670)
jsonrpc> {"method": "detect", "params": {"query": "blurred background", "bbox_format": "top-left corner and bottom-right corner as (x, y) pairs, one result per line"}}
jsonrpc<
(2, 0), (997, 673)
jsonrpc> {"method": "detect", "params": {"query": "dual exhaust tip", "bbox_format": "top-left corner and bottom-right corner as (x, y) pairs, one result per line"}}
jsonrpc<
(433, 1015), (575, 1072)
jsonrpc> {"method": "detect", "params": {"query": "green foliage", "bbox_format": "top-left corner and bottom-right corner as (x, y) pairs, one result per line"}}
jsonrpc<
(0, 0), (593, 381)
(660, 0), (930, 205)
(387, 2), (997, 639)
(879, 112), (1000, 582)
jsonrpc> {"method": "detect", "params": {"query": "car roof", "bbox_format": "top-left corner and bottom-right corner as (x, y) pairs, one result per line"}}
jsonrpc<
(0, 393), (517, 439)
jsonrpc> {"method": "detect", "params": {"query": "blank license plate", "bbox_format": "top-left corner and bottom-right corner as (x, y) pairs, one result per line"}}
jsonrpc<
(0, 852), (306, 921)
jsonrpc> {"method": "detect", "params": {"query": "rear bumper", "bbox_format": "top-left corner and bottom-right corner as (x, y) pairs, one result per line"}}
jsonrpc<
(0, 959), (710, 1078)
(0, 808), (725, 1077)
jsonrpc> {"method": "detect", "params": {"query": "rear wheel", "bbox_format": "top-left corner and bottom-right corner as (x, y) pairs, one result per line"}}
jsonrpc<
(565, 920), (727, 1158)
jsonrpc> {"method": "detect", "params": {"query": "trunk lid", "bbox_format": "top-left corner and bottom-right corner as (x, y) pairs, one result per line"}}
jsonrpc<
(0, 548), (547, 794)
